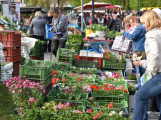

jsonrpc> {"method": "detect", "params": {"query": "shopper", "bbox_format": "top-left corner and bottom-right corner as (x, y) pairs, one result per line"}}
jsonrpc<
(86, 12), (98, 26)
(94, 14), (100, 24)
(52, 8), (68, 57)
(108, 14), (120, 32)
(30, 11), (46, 40)
(121, 17), (146, 91)
(123, 15), (131, 31)
(43, 10), (53, 52)
(132, 10), (161, 120)
(77, 13), (85, 29)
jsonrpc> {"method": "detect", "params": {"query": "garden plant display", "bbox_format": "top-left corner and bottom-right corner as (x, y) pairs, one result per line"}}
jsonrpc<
(90, 83), (128, 95)
(40, 101), (131, 120)
(98, 71), (124, 83)
(51, 83), (91, 101)
(126, 73), (137, 80)
(52, 70), (62, 78)
(66, 34), (83, 43)
(128, 84), (135, 95)
(3, 76), (46, 119)
(85, 24), (108, 33)
(70, 67), (97, 75)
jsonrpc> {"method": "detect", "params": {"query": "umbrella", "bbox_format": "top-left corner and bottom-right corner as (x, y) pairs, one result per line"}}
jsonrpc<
(105, 5), (119, 9)
(74, 1), (111, 9)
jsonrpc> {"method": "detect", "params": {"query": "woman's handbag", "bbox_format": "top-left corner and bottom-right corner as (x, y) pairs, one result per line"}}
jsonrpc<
(112, 36), (132, 54)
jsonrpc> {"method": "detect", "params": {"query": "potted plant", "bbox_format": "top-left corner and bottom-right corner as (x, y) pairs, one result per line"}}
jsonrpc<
(128, 84), (135, 95)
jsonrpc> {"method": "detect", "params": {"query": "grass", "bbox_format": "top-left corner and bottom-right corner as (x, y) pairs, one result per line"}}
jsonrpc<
(0, 83), (14, 120)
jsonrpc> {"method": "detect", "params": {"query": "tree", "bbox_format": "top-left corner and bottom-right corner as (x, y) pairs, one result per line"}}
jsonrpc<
(28, 0), (52, 10)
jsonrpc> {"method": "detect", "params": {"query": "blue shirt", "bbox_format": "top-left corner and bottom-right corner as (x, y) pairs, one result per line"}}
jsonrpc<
(122, 24), (146, 52)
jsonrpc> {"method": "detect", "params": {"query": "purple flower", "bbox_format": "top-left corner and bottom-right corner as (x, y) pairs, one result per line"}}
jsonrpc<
(97, 103), (99, 108)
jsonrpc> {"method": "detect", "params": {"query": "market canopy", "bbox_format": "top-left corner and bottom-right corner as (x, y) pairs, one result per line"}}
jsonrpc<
(105, 5), (119, 9)
(74, 1), (111, 10)
(20, 7), (42, 14)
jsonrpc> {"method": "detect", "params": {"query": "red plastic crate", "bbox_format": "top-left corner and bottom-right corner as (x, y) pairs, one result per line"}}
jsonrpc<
(0, 40), (21, 47)
(0, 31), (21, 41)
(3, 47), (21, 56)
(13, 61), (20, 71)
(30, 55), (40, 60)
(74, 55), (102, 68)
(4, 55), (21, 62)
(12, 69), (19, 77)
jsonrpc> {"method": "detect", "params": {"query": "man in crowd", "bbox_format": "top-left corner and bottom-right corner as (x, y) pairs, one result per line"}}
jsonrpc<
(108, 14), (120, 32)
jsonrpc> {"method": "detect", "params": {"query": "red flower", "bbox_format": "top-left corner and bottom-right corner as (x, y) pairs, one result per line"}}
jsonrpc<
(77, 110), (81, 114)
(107, 102), (113, 109)
(62, 77), (66, 82)
(52, 70), (56, 75)
(51, 78), (57, 87)
(93, 116), (98, 119)
(77, 77), (81, 81)
(86, 109), (92, 113)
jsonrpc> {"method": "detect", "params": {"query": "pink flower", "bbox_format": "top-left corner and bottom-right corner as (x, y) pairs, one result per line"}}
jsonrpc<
(28, 103), (31, 106)
(23, 76), (26, 77)
(89, 97), (93, 100)
(28, 97), (35, 102)
(17, 89), (22, 93)
(26, 92), (29, 94)
(12, 91), (15, 93)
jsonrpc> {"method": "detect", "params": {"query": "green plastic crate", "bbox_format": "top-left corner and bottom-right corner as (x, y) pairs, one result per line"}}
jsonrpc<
(70, 66), (97, 75)
(0, 64), (1, 82)
(73, 58), (97, 68)
(53, 63), (71, 72)
(56, 48), (75, 64)
(87, 101), (128, 111)
(19, 60), (53, 81)
(65, 43), (81, 55)
(91, 93), (125, 103)
(102, 59), (126, 69)
(47, 91), (88, 106)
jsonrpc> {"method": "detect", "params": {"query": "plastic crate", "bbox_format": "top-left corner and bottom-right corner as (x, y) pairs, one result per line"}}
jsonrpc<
(91, 93), (126, 103)
(47, 91), (88, 106)
(4, 55), (21, 62)
(74, 55), (102, 68)
(0, 31), (21, 41)
(19, 60), (53, 81)
(53, 63), (71, 72)
(3, 46), (21, 56)
(83, 42), (100, 51)
(79, 50), (103, 58)
(65, 43), (81, 55)
(102, 59), (126, 70)
(87, 101), (128, 111)
(73, 58), (97, 68)
(70, 66), (97, 75)
(56, 48), (75, 64)
(0, 40), (21, 47)
(30, 55), (40, 60)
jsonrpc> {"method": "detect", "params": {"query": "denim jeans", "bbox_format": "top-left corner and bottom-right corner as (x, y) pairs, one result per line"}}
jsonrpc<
(135, 66), (146, 90)
(132, 73), (161, 120)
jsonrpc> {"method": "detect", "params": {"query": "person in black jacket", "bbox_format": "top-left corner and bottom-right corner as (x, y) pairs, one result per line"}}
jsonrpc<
(108, 14), (120, 32)
(43, 10), (53, 52)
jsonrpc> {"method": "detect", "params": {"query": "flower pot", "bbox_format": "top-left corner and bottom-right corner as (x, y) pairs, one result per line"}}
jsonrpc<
(13, 108), (18, 115)
(0, 25), (4, 29)
(129, 91), (135, 95)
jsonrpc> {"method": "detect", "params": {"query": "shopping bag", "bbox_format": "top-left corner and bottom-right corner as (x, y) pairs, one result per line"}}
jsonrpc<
(112, 36), (132, 54)
(111, 36), (124, 51)
(141, 71), (147, 86)
(121, 38), (132, 54)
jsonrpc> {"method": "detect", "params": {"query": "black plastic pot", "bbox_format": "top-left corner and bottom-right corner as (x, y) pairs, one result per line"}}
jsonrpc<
(13, 109), (18, 115)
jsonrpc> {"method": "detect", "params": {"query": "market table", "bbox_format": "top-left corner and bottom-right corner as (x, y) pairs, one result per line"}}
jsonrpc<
(83, 38), (114, 42)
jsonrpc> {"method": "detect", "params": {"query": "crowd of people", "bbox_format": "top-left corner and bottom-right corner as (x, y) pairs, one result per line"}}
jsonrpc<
(29, 7), (161, 120)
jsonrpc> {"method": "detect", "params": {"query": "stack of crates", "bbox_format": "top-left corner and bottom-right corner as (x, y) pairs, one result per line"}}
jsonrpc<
(0, 31), (21, 77)
(19, 60), (53, 88)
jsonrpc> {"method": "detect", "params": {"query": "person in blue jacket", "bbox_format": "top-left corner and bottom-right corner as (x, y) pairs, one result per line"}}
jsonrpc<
(121, 17), (146, 91)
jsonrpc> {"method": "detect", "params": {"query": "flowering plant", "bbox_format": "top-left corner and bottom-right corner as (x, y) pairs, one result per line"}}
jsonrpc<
(90, 83), (128, 95)
(127, 73), (137, 80)
(99, 71), (123, 82)
(52, 70), (62, 77)
(40, 101), (131, 120)
(128, 84), (135, 92)
(3, 76), (46, 109)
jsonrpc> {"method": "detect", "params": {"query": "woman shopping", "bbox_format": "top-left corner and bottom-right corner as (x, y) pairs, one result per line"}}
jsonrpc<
(132, 10), (161, 120)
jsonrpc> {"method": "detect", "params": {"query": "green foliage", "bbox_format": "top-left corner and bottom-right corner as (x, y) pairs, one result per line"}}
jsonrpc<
(67, 34), (83, 43)
(85, 24), (108, 33)
(21, 55), (26, 65)
(107, 30), (122, 39)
